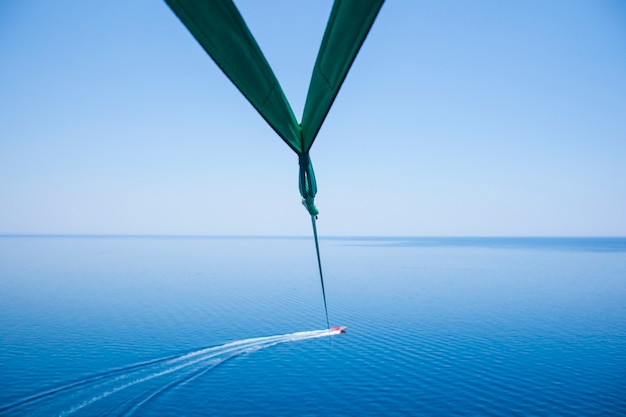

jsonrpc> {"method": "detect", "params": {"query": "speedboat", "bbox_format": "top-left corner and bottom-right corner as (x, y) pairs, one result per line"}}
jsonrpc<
(330, 326), (347, 333)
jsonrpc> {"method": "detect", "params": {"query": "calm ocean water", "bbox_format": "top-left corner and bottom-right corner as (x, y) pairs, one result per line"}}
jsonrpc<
(1, 236), (624, 416)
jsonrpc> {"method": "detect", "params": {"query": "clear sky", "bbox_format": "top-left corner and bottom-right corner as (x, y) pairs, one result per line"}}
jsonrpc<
(1, 0), (625, 236)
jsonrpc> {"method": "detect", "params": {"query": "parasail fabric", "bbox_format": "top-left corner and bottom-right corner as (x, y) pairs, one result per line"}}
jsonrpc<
(164, 0), (302, 153)
(300, 0), (384, 153)
(165, 0), (383, 158)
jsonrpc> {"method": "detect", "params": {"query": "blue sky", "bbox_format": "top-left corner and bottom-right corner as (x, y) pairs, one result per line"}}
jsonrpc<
(1, 0), (625, 236)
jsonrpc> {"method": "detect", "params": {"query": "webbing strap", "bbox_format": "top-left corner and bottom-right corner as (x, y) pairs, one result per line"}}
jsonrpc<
(298, 153), (319, 216)
(311, 214), (330, 330)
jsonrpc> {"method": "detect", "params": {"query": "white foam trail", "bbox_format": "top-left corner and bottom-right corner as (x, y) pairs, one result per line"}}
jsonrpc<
(0, 329), (341, 417)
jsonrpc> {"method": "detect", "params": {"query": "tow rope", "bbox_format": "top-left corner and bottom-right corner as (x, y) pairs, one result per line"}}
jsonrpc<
(299, 154), (329, 329)
(311, 214), (330, 330)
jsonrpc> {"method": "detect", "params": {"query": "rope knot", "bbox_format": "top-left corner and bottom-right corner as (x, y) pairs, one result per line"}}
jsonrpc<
(298, 153), (319, 216)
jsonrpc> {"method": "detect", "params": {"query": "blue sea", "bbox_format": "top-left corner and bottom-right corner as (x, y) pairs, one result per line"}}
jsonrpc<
(1, 236), (625, 416)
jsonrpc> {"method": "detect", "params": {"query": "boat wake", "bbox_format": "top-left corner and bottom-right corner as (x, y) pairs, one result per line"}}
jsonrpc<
(0, 329), (342, 417)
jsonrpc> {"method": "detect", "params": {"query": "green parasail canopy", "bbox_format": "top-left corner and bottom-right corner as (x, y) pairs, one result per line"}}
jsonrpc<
(165, 0), (384, 215)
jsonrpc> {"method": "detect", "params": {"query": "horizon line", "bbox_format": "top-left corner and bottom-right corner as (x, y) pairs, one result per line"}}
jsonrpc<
(1, 234), (624, 239)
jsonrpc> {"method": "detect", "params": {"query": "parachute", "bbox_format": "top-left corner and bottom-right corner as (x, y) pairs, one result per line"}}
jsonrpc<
(165, 0), (384, 327)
